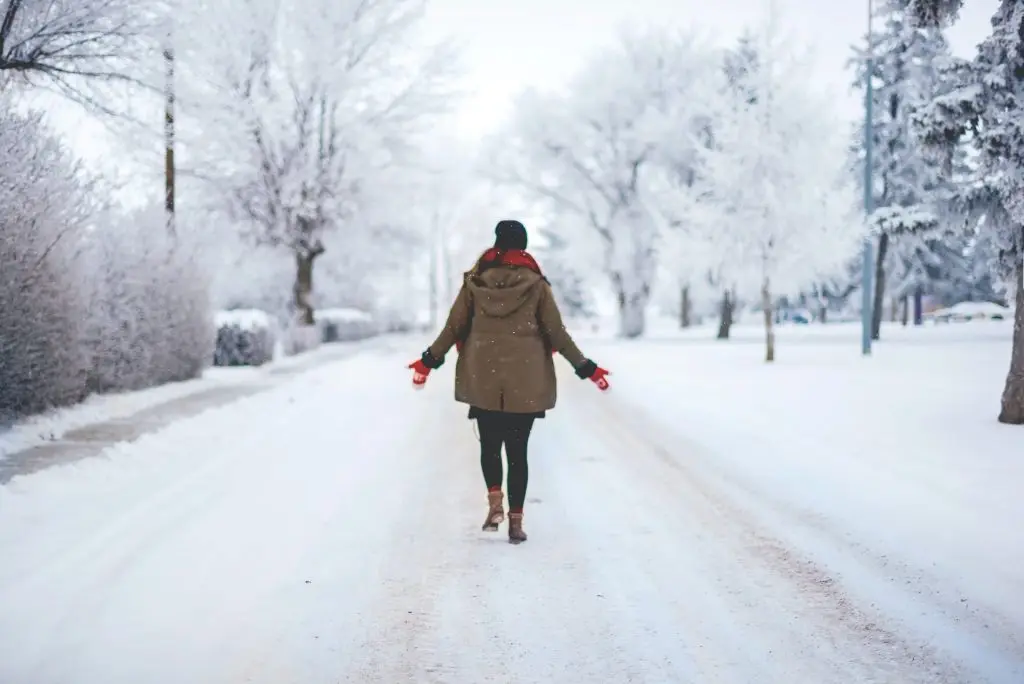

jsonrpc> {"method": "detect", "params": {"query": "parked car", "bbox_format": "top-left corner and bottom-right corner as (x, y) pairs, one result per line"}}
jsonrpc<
(925, 301), (1011, 323)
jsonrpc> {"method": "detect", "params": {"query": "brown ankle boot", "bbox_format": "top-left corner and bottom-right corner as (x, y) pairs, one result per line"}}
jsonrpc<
(508, 512), (527, 544)
(482, 490), (504, 531)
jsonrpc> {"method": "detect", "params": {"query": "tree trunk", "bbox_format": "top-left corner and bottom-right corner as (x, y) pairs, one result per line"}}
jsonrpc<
(871, 233), (889, 340)
(901, 296), (909, 326)
(680, 285), (691, 328)
(717, 290), (734, 339)
(819, 302), (828, 323)
(913, 287), (924, 325)
(618, 294), (645, 337)
(998, 258), (1024, 424)
(164, 44), (175, 235)
(890, 296), (899, 322)
(762, 279), (775, 362)
(293, 250), (319, 326)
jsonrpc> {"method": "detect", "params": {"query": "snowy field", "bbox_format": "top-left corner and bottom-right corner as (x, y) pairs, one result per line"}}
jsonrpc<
(0, 322), (1020, 683)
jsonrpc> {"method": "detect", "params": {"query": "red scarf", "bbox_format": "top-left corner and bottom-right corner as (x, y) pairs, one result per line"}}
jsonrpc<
(477, 248), (542, 275)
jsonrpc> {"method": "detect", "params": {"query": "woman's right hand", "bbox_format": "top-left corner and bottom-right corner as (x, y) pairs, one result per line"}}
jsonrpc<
(589, 366), (610, 391)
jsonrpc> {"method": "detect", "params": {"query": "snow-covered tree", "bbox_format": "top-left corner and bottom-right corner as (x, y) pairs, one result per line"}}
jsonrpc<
(177, 0), (455, 326)
(904, 0), (964, 26)
(490, 29), (721, 337)
(914, 0), (1024, 423)
(683, 28), (862, 361)
(850, 0), (956, 339)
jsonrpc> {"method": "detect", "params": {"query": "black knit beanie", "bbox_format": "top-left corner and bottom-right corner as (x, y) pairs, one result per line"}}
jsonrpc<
(494, 219), (527, 250)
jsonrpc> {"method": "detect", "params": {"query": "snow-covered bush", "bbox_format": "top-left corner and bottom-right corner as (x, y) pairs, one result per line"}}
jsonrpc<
(80, 205), (214, 393)
(213, 310), (276, 366)
(318, 308), (378, 342)
(0, 106), (92, 421)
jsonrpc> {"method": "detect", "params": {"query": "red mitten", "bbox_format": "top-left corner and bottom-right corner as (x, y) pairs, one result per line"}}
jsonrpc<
(455, 340), (463, 353)
(408, 359), (431, 388)
(589, 366), (610, 391)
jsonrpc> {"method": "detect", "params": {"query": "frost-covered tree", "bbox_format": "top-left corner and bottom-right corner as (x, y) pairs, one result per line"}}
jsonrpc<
(178, 0), (454, 326)
(683, 28), (862, 361)
(851, 0), (955, 339)
(914, 0), (1024, 423)
(491, 29), (720, 337)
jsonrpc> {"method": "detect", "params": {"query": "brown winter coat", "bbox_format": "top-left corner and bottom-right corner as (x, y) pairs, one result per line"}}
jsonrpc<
(425, 265), (590, 414)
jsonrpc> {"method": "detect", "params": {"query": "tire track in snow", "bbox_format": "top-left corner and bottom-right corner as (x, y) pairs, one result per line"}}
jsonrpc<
(565, 378), (973, 683)
(597, 387), (1024, 683)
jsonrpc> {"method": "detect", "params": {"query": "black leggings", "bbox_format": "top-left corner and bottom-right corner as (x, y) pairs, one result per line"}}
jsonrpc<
(477, 412), (536, 511)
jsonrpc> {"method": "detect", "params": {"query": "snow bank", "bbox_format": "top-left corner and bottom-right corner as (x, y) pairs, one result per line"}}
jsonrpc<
(0, 375), (221, 459)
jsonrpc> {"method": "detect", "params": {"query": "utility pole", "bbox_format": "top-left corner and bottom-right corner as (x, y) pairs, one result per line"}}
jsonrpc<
(164, 34), (175, 236)
(861, 0), (875, 355)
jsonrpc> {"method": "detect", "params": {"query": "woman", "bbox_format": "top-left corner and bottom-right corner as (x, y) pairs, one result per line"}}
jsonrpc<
(408, 219), (609, 544)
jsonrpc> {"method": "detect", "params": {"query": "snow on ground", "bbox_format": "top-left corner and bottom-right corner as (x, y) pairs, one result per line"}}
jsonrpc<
(576, 319), (1023, 679)
(0, 322), (1020, 683)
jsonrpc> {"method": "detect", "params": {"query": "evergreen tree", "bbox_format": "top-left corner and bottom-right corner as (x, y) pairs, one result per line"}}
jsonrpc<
(850, 0), (956, 338)
(914, 0), (1024, 423)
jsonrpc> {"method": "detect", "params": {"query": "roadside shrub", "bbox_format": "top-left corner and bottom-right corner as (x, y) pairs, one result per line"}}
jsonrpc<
(81, 205), (214, 393)
(213, 310), (276, 366)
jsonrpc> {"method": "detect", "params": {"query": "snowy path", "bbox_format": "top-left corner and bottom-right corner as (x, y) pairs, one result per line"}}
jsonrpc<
(0, 346), (1020, 683)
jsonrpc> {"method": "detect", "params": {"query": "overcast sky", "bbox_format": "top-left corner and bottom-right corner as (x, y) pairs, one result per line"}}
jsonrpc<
(419, 0), (1001, 140)
(49, 0), (1002, 174)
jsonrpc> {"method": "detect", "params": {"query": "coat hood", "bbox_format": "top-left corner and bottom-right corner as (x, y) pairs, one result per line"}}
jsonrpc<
(465, 265), (543, 318)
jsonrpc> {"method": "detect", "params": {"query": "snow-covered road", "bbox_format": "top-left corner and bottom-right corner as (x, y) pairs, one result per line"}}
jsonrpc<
(0, 344), (1020, 683)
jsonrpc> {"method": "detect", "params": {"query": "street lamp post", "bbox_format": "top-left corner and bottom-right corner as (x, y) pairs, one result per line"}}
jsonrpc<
(861, 0), (875, 355)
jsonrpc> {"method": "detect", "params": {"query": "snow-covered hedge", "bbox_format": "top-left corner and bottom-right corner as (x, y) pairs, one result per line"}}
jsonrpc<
(81, 206), (214, 393)
(318, 308), (378, 342)
(0, 107), (91, 422)
(0, 105), (214, 421)
(213, 310), (276, 366)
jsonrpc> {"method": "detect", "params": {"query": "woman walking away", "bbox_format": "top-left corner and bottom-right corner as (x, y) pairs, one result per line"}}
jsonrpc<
(407, 219), (610, 544)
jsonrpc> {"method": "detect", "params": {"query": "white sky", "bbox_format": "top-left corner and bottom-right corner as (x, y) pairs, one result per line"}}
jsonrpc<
(419, 0), (1001, 141)
(45, 0), (1002, 177)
